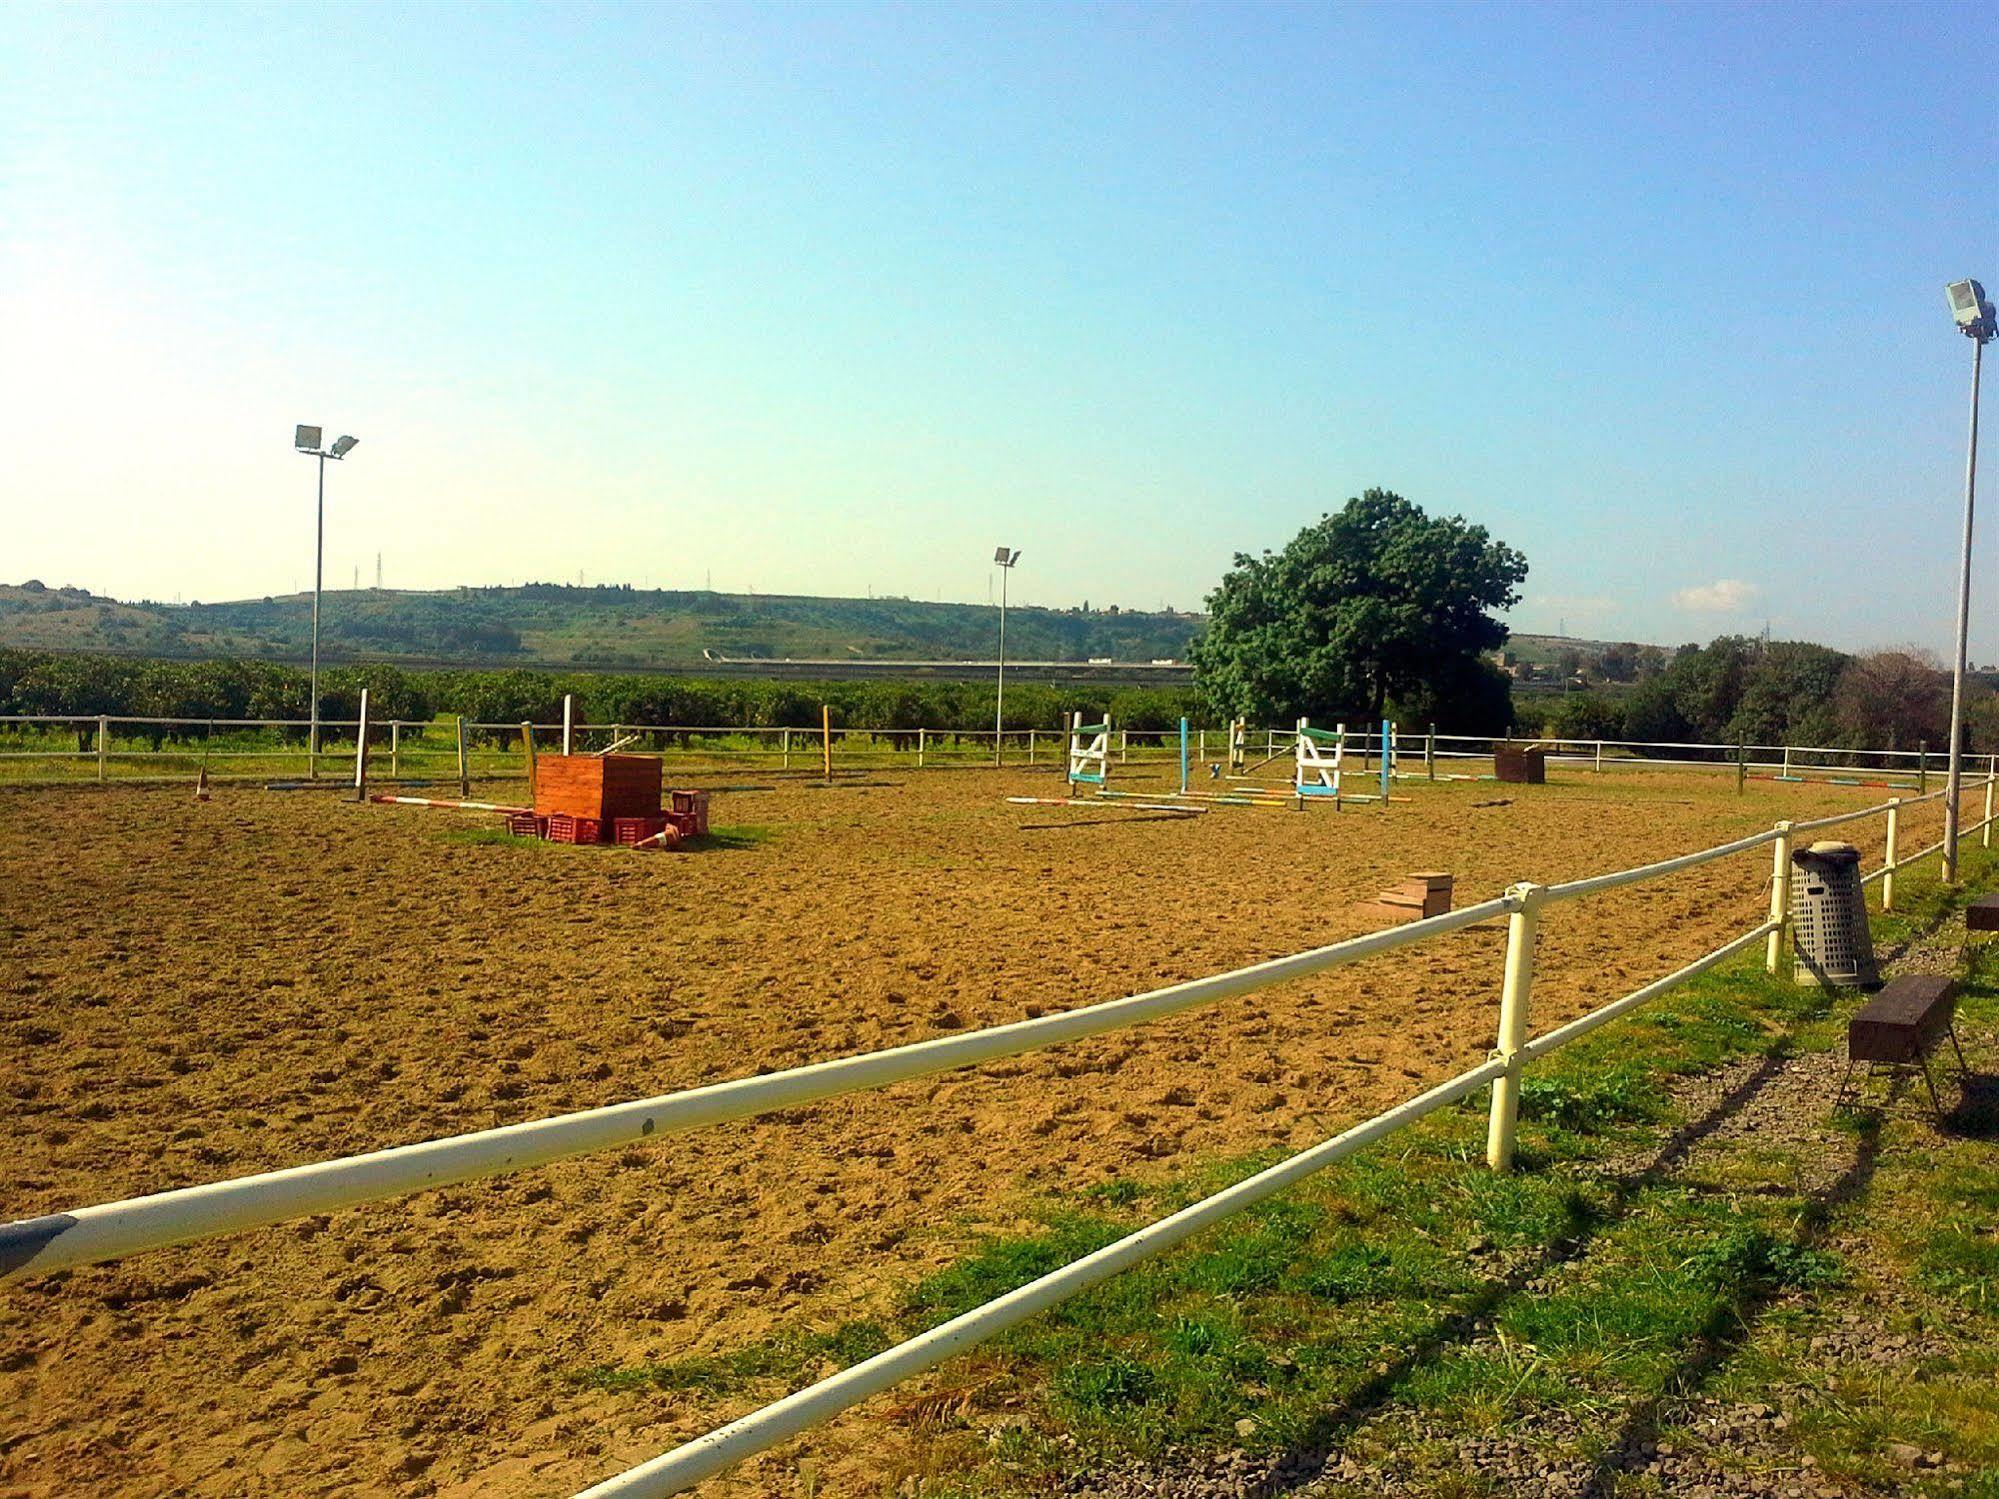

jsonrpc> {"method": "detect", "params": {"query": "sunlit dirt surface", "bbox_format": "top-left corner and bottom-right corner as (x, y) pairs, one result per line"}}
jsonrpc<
(0, 764), (1925, 1497)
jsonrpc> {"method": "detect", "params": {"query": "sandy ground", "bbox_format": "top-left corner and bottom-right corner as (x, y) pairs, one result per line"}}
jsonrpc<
(0, 763), (1935, 1498)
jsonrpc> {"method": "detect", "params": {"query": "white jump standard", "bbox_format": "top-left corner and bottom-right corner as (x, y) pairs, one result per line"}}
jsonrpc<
(1067, 712), (1112, 792)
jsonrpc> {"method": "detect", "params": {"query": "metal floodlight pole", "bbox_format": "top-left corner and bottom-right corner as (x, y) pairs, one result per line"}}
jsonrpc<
(309, 451), (326, 777)
(296, 427), (358, 781)
(1943, 280), (1993, 882)
(993, 547), (1019, 766)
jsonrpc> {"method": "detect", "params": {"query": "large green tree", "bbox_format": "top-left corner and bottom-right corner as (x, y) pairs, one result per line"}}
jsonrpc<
(1191, 489), (1528, 727)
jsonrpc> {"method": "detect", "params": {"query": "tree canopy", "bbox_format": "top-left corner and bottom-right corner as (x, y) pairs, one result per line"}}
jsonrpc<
(1537, 636), (1980, 755)
(1190, 489), (1528, 730)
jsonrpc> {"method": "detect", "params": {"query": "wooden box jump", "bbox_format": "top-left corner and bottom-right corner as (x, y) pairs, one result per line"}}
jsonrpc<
(1967, 893), (1999, 933)
(1494, 745), (1547, 784)
(534, 753), (663, 823)
(1360, 871), (1454, 926)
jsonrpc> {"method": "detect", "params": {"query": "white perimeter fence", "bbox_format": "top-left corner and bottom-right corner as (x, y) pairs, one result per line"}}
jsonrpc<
(3, 779), (1992, 1495)
(1, 711), (1990, 789)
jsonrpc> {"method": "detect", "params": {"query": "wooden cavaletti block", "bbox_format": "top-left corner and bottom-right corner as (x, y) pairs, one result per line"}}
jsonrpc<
(533, 753), (662, 822)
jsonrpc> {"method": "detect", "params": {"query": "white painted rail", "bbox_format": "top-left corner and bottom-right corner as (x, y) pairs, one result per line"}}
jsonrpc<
(565, 786), (1993, 1497)
(0, 896), (1518, 1285)
(572, 1055), (1513, 1499)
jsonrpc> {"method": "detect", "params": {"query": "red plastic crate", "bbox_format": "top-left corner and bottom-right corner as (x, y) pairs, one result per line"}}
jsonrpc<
(664, 810), (701, 840)
(546, 813), (604, 845)
(613, 815), (668, 847)
(504, 812), (547, 839)
(668, 790), (711, 835)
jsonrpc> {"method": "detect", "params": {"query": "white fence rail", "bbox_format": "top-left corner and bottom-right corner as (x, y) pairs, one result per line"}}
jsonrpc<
(2, 711), (1991, 788)
(4, 777), (1988, 1495)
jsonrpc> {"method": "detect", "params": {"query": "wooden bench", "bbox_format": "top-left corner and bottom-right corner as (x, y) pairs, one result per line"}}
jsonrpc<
(1838, 974), (1970, 1117)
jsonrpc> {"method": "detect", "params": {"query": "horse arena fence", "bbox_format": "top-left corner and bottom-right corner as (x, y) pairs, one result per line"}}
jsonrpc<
(4, 765), (1993, 1495)
(2, 708), (1989, 794)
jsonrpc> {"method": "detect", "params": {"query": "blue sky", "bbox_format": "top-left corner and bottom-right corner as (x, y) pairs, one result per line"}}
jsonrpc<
(2, 2), (1991, 650)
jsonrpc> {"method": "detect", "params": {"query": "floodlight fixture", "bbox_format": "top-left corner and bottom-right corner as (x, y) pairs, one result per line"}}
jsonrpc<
(1947, 279), (1995, 341)
(329, 434), (359, 458)
(295, 424), (322, 452)
(994, 546), (1020, 567)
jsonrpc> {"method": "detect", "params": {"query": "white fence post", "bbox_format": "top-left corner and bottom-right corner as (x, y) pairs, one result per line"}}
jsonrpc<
(97, 716), (109, 782)
(783, 728), (792, 770)
(1028, 729), (1036, 765)
(1120, 728), (1128, 765)
(1985, 774), (1994, 851)
(1782, 745), (1792, 779)
(1486, 883), (1543, 1172)
(1882, 798), (1901, 911)
(1594, 740), (1603, 774)
(389, 720), (400, 780)
(916, 727), (924, 768)
(562, 695), (574, 756)
(456, 715), (470, 797)
(1766, 821), (1793, 975)
(352, 689), (371, 801)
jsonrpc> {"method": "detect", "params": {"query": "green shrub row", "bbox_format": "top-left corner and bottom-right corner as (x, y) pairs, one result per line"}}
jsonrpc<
(0, 648), (1205, 744)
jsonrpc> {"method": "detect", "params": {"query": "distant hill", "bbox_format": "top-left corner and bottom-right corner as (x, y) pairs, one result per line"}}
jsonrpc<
(0, 580), (1204, 672)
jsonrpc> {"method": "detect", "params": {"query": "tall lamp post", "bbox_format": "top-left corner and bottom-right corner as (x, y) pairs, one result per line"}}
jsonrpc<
(1942, 279), (1993, 882)
(294, 425), (360, 778)
(993, 546), (1021, 766)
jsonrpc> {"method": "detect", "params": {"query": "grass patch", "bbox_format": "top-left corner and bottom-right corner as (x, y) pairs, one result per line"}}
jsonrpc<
(685, 823), (779, 850)
(437, 826), (543, 847)
(1517, 1066), (1658, 1133)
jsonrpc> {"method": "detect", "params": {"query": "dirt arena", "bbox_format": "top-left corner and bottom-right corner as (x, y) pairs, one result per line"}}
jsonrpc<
(0, 762), (1931, 1497)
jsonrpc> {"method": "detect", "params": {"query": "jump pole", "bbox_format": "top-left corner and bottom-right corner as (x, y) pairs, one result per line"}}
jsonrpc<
(372, 794), (532, 815)
(1380, 719), (1391, 806)
(456, 715), (470, 798)
(352, 689), (371, 803)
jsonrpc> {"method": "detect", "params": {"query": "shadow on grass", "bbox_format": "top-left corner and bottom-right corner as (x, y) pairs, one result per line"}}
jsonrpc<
(1239, 1048), (1831, 1496)
(1576, 1121), (1882, 1496)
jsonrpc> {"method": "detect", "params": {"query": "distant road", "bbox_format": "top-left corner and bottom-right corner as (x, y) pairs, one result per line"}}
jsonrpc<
(695, 654), (1195, 684)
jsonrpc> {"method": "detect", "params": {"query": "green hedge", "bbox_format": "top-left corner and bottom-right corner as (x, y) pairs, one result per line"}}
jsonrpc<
(0, 648), (1206, 744)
